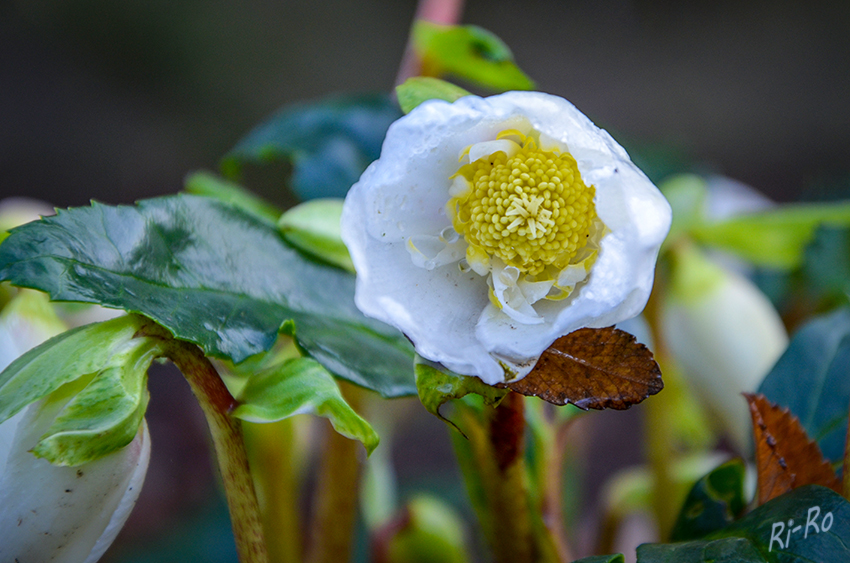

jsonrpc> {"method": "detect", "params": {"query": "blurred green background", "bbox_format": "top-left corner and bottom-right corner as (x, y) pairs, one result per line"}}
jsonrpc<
(2, 1), (850, 561)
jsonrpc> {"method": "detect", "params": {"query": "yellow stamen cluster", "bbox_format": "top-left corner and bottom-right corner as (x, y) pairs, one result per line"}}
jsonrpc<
(450, 136), (596, 276)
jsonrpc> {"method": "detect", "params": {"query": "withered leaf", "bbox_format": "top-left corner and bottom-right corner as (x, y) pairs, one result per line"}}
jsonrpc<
(506, 326), (662, 409)
(745, 392), (841, 505)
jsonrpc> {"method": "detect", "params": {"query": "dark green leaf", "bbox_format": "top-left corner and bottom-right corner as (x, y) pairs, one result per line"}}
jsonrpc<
(412, 22), (534, 92)
(758, 308), (850, 462)
(801, 226), (850, 304)
(184, 170), (282, 225)
(396, 77), (472, 114)
(638, 485), (850, 562)
(670, 459), (747, 541)
(232, 357), (378, 454)
(572, 556), (625, 563)
(221, 93), (401, 201)
(0, 195), (416, 397)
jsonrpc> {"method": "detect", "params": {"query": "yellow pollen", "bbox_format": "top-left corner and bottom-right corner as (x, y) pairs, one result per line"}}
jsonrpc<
(449, 133), (596, 276)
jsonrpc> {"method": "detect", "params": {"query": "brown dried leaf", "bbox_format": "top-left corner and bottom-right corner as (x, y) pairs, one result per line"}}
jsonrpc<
(745, 392), (841, 505)
(506, 326), (663, 409)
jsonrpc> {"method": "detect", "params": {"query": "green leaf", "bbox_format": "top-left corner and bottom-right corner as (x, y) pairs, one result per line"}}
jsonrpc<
(221, 93), (402, 201)
(396, 77), (472, 114)
(232, 357), (378, 454)
(572, 555), (625, 563)
(412, 22), (534, 91)
(32, 335), (160, 465)
(670, 459), (747, 541)
(414, 356), (507, 433)
(637, 485), (850, 562)
(277, 198), (353, 272)
(801, 226), (850, 305)
(690, 202), (850, 269)
(0, 315), (147, 424)
(184, 170), (282, 225)
(0, 195), (416, 397)
(758, 307), (850, 463)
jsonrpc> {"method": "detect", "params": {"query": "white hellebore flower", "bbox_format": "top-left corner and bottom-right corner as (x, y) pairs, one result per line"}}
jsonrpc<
(0, 293), (151, 563)
(342, 92), (671, 384)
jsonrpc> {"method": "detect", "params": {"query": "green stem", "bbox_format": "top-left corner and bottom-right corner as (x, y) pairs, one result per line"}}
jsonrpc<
(305, 382), (364, 563)
(243, 419), (302, 563)
(162, 338), (268, 563)
(642, 274), (678, 539)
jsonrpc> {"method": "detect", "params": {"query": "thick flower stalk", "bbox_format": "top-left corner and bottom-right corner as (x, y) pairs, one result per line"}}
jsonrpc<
(342, 92), (671, 384)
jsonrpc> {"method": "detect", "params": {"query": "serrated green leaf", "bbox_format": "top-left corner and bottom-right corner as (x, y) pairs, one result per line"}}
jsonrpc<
(396, 77), (472, 114)
(412, 22), (534, 91)
(0, 315), (146, 424)
(221, 93), (402, 201)
(0, 195), (416, 397)
(232, 357), (378, 454)
(670, 459), (747, 541)
(184, 170), (282, 224)
(32, 335), (160, 466)
(758, 308), (850, 463)
(277, 198), (353, 272)
(414, 356), (507, 433)
(572, 555), (625, 563)
(690, 202), (850, 269)
(638, 485), (850, 562)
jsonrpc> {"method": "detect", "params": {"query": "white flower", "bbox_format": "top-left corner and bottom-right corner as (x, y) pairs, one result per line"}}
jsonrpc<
(342, 92), (671, 385)
(0, 292), (150, 563)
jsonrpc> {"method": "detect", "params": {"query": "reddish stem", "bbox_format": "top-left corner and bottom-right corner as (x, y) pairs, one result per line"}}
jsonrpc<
(394, 0), (466, 86)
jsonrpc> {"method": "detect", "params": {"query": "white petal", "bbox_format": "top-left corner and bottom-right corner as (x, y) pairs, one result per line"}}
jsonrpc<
(342, 91), (671, 385)
(0, 400), (150, 563)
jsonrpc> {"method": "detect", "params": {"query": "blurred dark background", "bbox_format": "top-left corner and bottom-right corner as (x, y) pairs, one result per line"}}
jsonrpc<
(2, 0), (849, 561)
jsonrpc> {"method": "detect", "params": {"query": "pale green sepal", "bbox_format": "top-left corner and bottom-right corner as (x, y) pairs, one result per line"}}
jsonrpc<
(691, 201), (850, 269)
(0, 315), (147, 424)
(184, 170), (282, 224)
(385, 494), (472, 563)
(658, 174), (708, 250)
(232, 357), (379, 454)
(396, 77), (472, 114)
(667, 242), (726, 303)
(414, 355), (507, 434)
(277, 199), (355, 273)
(412, 22), (535, 92)
(32, 336), (160, 466)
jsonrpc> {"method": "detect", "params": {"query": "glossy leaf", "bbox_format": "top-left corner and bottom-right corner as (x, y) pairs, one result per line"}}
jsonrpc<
(184, 170), (282, 225)
(758, 308), (850, 463)
(746, 393), (840, 505)
(232, 357), (378, 454)
(637, 485), (850, 562)
(414, 356), (507, 433)
(0, 195), (416, 397)
(221, 93), (402, 200)
(670, 459), (747, 541)
(396, 77), (472, 114)
(277, 198), (353, 272)
(412, 22), (534, 91)
(572, 556), (625, 563)
(33, 336), (160, 466)
(690, 201), (850, 269)
(505, 327), (662, 409)
(0, 315), (147, 424)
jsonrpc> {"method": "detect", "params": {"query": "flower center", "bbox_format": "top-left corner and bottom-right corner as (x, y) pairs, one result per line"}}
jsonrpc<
(449, 132), (596, 276)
